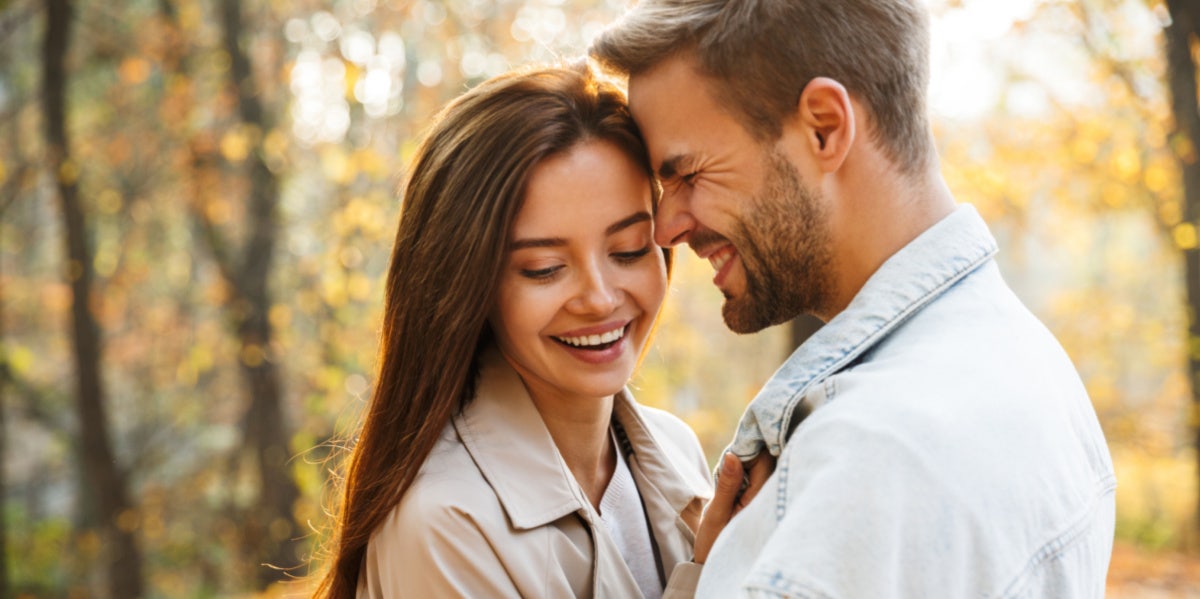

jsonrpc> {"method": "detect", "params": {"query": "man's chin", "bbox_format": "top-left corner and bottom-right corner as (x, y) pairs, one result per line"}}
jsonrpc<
(721, 297), (773, 335)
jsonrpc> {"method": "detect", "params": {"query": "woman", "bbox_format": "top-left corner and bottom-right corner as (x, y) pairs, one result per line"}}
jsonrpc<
(315, 62), (712, 598)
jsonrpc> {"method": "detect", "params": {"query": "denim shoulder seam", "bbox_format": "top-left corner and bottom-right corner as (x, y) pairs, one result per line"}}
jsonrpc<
(995, 472), (1119, 599)
(774, 440), (792, 522)
(824, 377), (838, 404)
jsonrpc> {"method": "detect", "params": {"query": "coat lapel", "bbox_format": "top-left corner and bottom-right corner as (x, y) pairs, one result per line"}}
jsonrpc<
(456, 348), (706, 598)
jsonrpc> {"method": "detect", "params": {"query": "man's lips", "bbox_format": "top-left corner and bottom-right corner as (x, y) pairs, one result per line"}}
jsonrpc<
(688, 229), (739, 288)
(706, 245), (735, 273)
(708, 245), (738, 288)
(692, 241), (738, 288)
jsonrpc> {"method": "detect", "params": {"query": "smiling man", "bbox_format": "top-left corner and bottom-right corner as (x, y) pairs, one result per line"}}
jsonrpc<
(592, 1), (1117, 597)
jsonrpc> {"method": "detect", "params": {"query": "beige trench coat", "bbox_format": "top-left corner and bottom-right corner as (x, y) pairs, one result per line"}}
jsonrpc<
(358, 349), (713, 598)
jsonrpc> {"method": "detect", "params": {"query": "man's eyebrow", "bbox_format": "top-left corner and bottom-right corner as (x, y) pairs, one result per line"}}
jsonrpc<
(657, 154), (689, 181)
(507, 212), (651, 251)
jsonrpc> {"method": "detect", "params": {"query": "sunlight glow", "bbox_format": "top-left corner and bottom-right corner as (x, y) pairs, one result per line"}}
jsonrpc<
(928, 0), (1041, 120)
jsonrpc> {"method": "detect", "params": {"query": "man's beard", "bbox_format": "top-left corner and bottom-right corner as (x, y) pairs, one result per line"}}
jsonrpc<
(722, 148), (834, 334)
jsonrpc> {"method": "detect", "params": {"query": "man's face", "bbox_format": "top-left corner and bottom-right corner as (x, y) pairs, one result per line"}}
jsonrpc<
(629, 55), (834, 333)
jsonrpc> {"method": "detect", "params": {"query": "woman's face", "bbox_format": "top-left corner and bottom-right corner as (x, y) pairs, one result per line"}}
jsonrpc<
(490, 139), (667, 406)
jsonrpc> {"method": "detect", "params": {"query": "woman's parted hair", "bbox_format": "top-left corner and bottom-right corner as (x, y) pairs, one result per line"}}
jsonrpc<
(590, 0), (934, 174)
(314, 62), (658, 598)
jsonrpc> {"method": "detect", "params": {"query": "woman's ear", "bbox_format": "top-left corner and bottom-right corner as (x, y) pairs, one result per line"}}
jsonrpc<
(795, 77), (855, 173)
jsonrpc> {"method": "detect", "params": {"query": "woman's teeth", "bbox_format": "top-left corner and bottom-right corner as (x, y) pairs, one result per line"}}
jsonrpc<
(555, 326), (625, 348)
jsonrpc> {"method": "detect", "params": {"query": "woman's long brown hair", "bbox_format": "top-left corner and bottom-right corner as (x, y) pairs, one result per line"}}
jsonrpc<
(313, 63), (662, 598)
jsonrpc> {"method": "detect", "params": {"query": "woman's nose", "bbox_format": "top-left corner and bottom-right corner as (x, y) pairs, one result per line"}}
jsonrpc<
(568, 265), (621, 315)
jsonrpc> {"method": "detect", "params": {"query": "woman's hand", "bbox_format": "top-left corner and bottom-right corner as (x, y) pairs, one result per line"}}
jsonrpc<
(693, 452), (776, 564)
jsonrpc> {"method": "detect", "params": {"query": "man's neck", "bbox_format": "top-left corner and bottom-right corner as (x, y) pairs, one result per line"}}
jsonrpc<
(821, 160), (957, 321)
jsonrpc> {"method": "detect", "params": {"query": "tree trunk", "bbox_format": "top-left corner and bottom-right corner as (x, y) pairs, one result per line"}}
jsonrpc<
(0, 295), (8, 599)
(1164, 0), (1200, 548)
(217, 0), (301, 585)
(42, 0), (143, 595)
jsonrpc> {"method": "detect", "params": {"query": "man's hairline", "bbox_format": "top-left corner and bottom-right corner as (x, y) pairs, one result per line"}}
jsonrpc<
(625, 55), (910, 181)
(618, 48), (789, 151)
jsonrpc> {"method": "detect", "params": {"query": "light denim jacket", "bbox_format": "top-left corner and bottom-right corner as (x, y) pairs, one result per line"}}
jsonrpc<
(677, 205), (1116, 599)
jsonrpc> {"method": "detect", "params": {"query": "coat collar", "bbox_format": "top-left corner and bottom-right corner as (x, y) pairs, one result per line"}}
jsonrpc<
(612, 395), (710, 515)
(453, 347), (706, 530)
(726, 204), (999, 460)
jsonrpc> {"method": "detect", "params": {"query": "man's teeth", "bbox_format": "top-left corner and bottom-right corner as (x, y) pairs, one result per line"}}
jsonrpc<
(556, 327), (625, 348)
(709, 250), (731, 272)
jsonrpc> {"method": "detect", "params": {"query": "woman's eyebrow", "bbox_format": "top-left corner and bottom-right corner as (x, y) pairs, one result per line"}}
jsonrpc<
(606, 212), (651, 236)
(508, 212), (651, 251)
(509, 236), (566, 251)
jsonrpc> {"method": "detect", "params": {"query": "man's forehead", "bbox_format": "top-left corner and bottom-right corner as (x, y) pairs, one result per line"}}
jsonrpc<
(628, 55), (700, 109)
(628, 58), (732, 171)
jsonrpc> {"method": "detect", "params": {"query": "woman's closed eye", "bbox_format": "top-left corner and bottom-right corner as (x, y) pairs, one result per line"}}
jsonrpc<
(519, 264), (563, 280)
(613, 246), (652, 264)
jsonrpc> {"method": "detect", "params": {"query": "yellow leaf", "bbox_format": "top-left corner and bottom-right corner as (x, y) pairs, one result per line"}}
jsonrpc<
(176, 362), (198, 387)
(58, 160), (79, 185)
(7, 345), (34, 376)
(1171, 132), (1196, 164)
(1159, 200), (1182, 226)
(1071, 137), (1098, 163)
(220, 129), (250, 162)
(118, 57), (151, 85)
(297, 290), (320, 314)
(97, 188), (122, 214)
(355, 148), (387, 180)
(180, 2), (202, 30)
(317, 365), (342, 391)
(1101, 184), (1126, 209)
(345, 61), (361, 100)
(263, 128), (288, 163)
(240, 343), (266, 367)
(321, 147), (353, 185)
(1113, 147), (1141, 182)
(204, 198), (232, 225)
(1172, 222), (1197, 250)
(322, 276), (348, 308)
(269, 304), (292, 330)
(1144, 161), (1173, 194)
(348, 272), (372, 301)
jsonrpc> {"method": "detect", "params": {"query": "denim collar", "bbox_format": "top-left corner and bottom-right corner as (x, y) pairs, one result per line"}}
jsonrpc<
(726, 204), (999, 460)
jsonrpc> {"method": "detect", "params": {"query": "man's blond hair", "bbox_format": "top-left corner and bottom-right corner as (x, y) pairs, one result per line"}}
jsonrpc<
(591, 0), (934, 174)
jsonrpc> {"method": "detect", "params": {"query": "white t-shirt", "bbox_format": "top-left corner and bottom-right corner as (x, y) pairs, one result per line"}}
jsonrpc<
(599, 436), (663, 599)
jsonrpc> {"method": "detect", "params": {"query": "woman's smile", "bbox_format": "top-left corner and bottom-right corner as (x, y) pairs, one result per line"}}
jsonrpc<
(489, 139), (667, 406)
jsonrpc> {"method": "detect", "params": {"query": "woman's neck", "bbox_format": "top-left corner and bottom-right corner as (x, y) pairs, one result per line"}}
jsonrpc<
(527, 387), (617, 512)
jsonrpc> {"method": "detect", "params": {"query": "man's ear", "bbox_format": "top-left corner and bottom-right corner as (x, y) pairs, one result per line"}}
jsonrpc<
(796, 77), (855, 173)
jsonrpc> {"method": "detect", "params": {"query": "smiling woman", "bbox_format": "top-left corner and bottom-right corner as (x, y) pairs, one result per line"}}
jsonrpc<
(312, 62), (713, 599)
(491, 140), (667, 423)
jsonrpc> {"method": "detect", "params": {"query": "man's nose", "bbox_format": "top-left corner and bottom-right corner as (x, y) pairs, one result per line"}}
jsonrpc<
(654, 188), (695, 247)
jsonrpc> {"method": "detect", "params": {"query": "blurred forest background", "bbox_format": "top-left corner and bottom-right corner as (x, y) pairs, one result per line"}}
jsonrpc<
(2, 0), (1200, 596)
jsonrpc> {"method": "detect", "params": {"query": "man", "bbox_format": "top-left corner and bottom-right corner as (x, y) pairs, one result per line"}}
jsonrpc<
(591, 1), (1116, 597)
